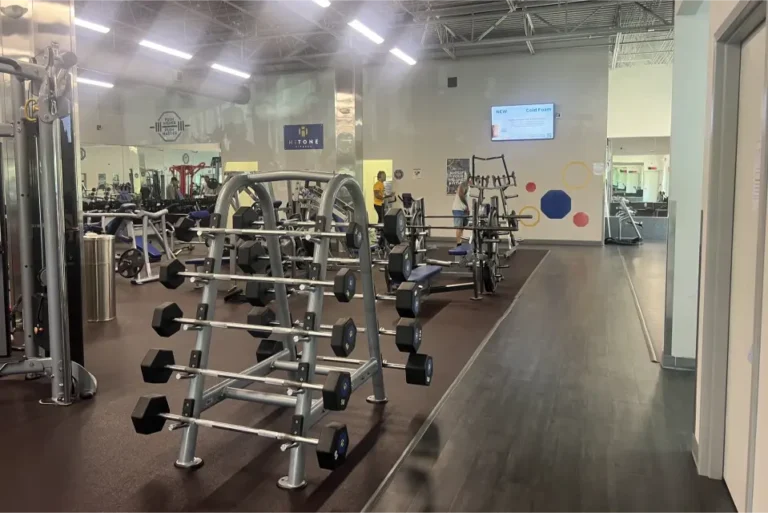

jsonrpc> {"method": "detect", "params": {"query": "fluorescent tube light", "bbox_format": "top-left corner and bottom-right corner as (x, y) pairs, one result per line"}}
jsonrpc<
(77, 77), (114, 88)
(211, 63), (251, 79)
(139, 40), (193, 60)
(389, 47), (416, 65)
(312, 0), (331, 7)
(74, 17), (111, 34)
(348, 19), (384, 44)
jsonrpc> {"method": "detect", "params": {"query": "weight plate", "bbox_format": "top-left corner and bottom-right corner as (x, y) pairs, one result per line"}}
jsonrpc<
(117, 248), (145, 279)
(482, 261), (498, 294)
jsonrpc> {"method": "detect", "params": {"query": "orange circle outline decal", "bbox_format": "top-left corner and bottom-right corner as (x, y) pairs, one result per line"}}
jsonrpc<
(561, 161), (591, 190)
(519, 206), (541, 227)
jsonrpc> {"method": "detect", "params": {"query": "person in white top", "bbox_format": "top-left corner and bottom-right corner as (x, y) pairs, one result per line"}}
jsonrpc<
(452, 178), (469, 245)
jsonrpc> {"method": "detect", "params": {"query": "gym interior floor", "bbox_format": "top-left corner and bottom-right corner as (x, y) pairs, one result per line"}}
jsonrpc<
(0, 245), (735, 512)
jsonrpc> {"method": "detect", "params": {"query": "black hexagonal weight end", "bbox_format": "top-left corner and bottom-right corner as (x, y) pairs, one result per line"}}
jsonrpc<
(131, 394), (170, 435)
(322, 371), (352, 411)
(316, 422), (349, 470)
(151, 302), (184, 337)
(159, 259), (186, 289)
(140, 349), (175, 383)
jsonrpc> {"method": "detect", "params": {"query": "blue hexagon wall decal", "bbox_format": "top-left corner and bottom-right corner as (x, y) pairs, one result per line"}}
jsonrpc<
(540, 189), (572, 219)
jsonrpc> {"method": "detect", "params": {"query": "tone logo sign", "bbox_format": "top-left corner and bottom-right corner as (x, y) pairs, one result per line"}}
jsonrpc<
(151, 111), (189, 142)
(284, 124), (323, 150)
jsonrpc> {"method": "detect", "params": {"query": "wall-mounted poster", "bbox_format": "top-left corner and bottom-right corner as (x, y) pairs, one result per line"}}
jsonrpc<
(446, 158), (470, 195)
(413, 168), (422, 179)
(98, 173), (106, 188)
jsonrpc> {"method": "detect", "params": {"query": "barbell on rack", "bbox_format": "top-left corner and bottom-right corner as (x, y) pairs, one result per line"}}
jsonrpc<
(159, 259), (357, 303)
(151, 302), (359, 357)
(140, 349), (352, 411)
(131, 394), (350, 470)
(230, 205), (409, 246)
(247, 306), (423, 354)
(178, 206), (408, 247)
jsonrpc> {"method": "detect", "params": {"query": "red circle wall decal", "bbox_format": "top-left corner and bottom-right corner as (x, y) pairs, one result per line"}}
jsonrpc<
(573, 212), (589, 227)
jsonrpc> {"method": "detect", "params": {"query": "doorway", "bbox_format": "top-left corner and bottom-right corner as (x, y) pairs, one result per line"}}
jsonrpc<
(724, 22), (765, 512)
(697, 3), (768, 512)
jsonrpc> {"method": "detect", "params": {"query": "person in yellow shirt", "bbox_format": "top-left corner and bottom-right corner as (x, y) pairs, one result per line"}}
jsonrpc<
(373, 171), (387, 223)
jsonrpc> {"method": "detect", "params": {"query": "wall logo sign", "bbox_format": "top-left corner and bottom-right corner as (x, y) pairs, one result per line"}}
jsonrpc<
(284, 124), (323, 150)
(150, 111), (189, 142)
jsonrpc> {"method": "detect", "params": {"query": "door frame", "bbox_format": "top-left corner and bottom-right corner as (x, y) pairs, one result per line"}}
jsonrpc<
(697, 3), (767, 511)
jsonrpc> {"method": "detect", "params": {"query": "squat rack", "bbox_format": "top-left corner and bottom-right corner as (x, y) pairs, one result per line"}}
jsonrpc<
(140, 171), (388, 490)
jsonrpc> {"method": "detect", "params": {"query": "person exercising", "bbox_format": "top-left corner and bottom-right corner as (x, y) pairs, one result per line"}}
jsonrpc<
(373, 170), (387, 224)
(166, 176), (182, 200)
(452, 177), (469, 246)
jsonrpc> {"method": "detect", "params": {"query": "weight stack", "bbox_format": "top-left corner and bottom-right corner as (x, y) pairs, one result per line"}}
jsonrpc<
(83, 234), (116, 322)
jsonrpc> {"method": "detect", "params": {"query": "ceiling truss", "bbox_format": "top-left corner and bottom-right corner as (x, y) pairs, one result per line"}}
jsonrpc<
(73, 0), (675, 75)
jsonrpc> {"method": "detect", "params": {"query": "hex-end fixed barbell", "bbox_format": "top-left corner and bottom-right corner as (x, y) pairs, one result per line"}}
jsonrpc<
(151, 302), (359, 357)
(140, 349), (352, 411)
(131, 394), (349, 470)
(159, 259), (357, 303)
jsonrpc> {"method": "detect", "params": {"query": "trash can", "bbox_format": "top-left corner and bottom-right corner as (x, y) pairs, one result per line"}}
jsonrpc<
(83, 234), (116, 322)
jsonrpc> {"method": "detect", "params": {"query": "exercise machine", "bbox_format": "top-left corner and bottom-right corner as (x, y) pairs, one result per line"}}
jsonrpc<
(0, 46), (97, 404)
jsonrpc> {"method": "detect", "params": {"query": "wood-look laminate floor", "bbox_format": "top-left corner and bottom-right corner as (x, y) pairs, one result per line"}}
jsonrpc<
(367, 245), (735, 513)
(619, 241), (667, 361)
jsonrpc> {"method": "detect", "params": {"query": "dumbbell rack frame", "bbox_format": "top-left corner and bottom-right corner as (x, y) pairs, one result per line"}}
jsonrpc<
(169, 170), (386, 490)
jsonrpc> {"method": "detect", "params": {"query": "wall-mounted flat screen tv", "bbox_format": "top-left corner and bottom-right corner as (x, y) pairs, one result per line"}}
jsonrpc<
(491, 103), (555, 141)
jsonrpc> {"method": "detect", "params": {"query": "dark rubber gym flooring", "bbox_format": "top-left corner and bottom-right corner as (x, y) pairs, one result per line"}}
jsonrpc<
(366, 246), (735, 512)
(0, 247), (546, 512)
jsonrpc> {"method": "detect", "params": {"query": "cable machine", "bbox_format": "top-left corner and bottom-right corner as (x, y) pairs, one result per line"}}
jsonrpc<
(0, 45), (97, 404)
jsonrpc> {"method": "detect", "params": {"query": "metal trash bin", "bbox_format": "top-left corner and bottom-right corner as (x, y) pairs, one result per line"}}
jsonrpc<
(83, 234), (116, 322)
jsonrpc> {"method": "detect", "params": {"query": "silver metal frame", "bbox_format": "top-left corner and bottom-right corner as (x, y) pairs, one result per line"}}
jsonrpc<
(696, 4), (767, 508)
(167, 170), (386, 489)
(0, 50), (97, 404)
(84, 208), (175, 284)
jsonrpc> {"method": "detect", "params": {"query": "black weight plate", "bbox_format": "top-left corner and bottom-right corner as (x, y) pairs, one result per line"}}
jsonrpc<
(482, 261), (497, 294)
(118, 248), (145, 279)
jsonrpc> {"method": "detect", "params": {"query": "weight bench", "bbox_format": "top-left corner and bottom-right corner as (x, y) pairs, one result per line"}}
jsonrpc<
(448, 243), (471, 256)
(135, 236), (162, 262)
(405, 264), (442, 283)
(391, 263), (476, 317)
(185, 257), (231, 266)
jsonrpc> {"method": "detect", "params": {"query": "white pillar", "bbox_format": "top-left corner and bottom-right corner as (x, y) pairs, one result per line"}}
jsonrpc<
(664, 1), (710, 368)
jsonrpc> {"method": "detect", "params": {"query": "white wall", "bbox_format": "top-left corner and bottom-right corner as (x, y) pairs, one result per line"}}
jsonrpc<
(364, 48), (610, 242)
(80, 144), (136, 190)
(79, 49), (608, 242)
(669, 2), (709, 364)
(608, 64), (673, 138)
(78, 71), (337, 171)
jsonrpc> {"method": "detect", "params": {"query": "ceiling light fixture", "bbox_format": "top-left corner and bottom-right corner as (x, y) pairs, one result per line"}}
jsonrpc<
(211, 63), (251, 79)
(347, 19), (384, 44)
(77, 77), (114, 88)
(311, 0), (331, 7)
(139, 39), (193, 60)
(389, 47), (416, 65)
(74, 17), (110, 33)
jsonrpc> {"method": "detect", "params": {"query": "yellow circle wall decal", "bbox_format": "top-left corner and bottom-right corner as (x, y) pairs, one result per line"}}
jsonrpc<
(562, 161), (591, 190)
(519, 206), (541, 227)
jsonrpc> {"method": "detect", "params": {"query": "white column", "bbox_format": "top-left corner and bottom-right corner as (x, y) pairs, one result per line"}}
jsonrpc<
(664, 1), (710, 367)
